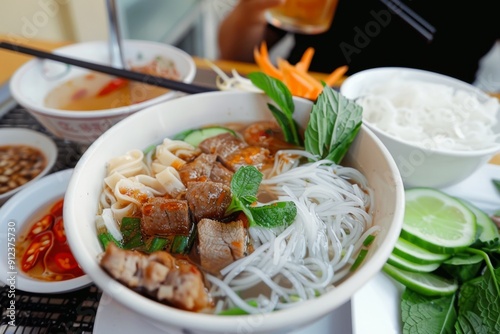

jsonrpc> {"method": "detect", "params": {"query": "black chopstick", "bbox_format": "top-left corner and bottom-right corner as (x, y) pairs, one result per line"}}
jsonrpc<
(379, 0), (436, 42)
(0, 41), (216, 94)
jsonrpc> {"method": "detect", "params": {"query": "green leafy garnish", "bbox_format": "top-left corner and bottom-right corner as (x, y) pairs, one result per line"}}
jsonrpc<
(493, 179), (500, 194)
(226, 166), (296, 228)
(401, 289), (457, 334)
(305, 86), (363, 164)
(248, 72), (302, 146)
(249, 72), (363, 164)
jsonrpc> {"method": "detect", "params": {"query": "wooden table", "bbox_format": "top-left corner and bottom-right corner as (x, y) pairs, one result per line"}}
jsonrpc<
(1, 36), (499, 165)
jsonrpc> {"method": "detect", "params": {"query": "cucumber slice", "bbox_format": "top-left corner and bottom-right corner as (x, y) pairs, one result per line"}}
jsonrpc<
(455, 198), (500, 246)
(383, 263), (458, 297)
(387, 252), (441, 273)
(393, 237), (450, 265)
(182, 126), (236, 147)
(401, 188), (477, 254)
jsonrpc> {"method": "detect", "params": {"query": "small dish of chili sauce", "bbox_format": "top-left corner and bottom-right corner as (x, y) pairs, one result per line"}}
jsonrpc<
(16, 198), (85, 281)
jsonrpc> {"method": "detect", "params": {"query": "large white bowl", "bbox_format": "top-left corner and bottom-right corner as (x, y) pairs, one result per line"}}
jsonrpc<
(10, 39), (196, 144)
(0, 169), (92, 293)
(340, 67), (500, 188)
(64, 91), (404, 334)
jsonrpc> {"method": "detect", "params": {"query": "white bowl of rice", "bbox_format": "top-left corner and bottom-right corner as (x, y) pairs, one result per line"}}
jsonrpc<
(340, 67), (500, 188)
(64, 91), (404, 333)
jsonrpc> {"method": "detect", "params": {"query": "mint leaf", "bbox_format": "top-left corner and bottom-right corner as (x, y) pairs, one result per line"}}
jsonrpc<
(230, 165), (262, 205)
(248, 72), (302, 146)
(456, 266), (500, 333)
(305, 86), (362, 164)
(248, 201), (297, 228)
(401, 289), (456, 334)
(226, 166), (296, 228)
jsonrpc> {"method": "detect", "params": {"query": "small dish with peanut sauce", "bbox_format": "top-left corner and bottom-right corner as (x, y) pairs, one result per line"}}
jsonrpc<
(0, 128), (57, 205)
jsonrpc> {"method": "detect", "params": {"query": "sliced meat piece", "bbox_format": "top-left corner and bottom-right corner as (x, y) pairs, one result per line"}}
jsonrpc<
(198, 132), (247, 162)
(100, 243), (211, 312)
(141, 197), (191, 236)
(177, 153), (216, 186)
(223, 146), (271, 171)
(209, 161), (233, 186)
(177, 153), (234, 187)
(199, 132), (271, 171)
(243, 121), (299, 154)
(185, 181), (232, 222)
(197, 218), (249, 275)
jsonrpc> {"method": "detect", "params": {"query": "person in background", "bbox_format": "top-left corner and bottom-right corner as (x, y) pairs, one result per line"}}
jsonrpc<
(218, 0), (500, 84)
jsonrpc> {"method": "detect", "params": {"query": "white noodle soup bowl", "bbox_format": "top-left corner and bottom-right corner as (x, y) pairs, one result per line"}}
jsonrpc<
(10, 39), (196, 145)
(64, 91), (404, 334)
(340, 67), (500, 188)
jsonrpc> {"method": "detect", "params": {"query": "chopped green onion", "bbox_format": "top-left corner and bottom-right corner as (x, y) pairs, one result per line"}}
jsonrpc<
(147, 237), (170, 253)
(350, 249), (369, 272)
(363, 234), (376, 247)
(171, 224), (197, 254)
(121, 217), (144, 249)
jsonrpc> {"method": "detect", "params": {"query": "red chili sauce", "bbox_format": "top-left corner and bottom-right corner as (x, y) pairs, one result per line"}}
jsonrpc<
(16, 198), (84, 281)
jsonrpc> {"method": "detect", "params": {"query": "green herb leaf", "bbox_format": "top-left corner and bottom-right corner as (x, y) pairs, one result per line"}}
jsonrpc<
(401, 289), (457, 334)
(248, 72), (302, 146)
(229, 165), (262, 205)
(493, 179), (500, 194)
(456, 266), (500, 333)
(226, 165), (296, 228)
(248, 201), (297, 228)
(305, 87), (362, 164)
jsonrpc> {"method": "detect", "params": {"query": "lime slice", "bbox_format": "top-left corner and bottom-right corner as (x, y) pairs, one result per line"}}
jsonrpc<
(383, 263), (458, 297)
(393, 237), (450, 264)
(401, 188), (477, 254)
(387, 252), (441, 272)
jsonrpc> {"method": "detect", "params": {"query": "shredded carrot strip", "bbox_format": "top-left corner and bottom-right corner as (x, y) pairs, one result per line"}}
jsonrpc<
(253, 41), (347, 100)
(296, 47), (315, 72)
(324, 65), (348, 87)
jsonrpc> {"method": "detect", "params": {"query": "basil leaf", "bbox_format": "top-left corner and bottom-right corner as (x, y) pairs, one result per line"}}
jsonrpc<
(248, 72), (302, 146)
(305, 86), (362, 164)
(248, 72), (294, 115)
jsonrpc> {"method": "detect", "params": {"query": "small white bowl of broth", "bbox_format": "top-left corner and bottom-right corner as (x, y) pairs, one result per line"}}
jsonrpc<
(0, 128), (58, 205)
(10, 40), (196, 144)
(0, 168), (91, 293)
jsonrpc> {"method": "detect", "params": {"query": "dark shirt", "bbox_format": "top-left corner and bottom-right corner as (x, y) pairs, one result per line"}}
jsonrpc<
(278, 0), (500, 83)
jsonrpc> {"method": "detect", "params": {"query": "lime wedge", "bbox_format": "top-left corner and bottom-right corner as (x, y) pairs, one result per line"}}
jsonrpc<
(401, 188), (477, 254)
(383, 263), (458, 297)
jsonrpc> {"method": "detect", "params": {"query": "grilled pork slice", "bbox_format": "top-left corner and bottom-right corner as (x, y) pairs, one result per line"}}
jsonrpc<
(198, 133), (271, 171)
(197, 218), (249, 275)
(141, 197), (191, 237)
(178, 153), (233, 187)
(185, 181), (232, 223)
(100, 243), (211, 312)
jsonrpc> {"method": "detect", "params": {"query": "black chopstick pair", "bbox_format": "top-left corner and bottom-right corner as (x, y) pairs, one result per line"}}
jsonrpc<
(0, 41), (216, 95)
(379, 0), (436, 42)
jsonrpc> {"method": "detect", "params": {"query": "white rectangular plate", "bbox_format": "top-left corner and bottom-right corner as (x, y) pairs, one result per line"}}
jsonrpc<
(351, 163), (500, 334)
